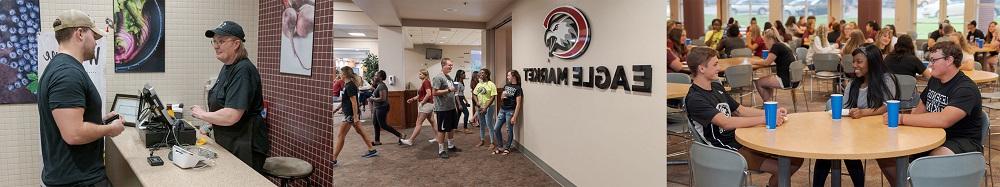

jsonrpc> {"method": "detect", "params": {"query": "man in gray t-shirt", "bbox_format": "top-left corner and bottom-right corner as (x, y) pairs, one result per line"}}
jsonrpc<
(431, 58), (461, 158)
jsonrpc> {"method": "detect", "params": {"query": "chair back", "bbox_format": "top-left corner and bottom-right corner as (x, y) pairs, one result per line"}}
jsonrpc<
(895, 74), (917, 101)
(690, 141), (748, 187)
(908, 152), (986, 187)
(730, 48), (753, 58)
(668, 73), (691, 84)
(814, 53), (841, 72)
(725, 64), (754, 89)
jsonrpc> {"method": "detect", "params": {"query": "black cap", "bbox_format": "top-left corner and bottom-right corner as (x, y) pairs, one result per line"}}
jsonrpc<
(205, 21), (245, 41)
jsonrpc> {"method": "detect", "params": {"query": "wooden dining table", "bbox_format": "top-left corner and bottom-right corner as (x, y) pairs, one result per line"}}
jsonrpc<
(735, 112), (946, 187)
(682, 56), (773, 71)
(667, 83), (690, 99)
(964, 70), (999, 84)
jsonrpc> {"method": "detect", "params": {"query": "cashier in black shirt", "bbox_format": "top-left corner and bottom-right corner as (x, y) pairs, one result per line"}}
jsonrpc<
(876, 41), (985, 184)
(191, 21), (269, 173)
(37, 10), (124, 187)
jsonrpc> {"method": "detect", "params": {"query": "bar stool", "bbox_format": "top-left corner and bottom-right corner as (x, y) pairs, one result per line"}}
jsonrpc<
(263, 157), (314, 187)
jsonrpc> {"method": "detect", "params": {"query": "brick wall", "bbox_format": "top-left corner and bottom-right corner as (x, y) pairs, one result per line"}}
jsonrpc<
(258, 0), (336, 186)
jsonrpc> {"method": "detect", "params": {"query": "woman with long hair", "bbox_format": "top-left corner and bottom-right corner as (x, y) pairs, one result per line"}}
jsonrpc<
(753, 30), (798, 101)
(839, 22), (859, 46)
(885, 34), (932, 79)
(469, 71), (481, 127)
(471, 69), (498, 150)
(331, 66), (379, 166)
(815, 44), (900, 187)
(747, 24), (767, 57)
(493, 70), (524, 155)
(368, 70), (404, 145)
(807, 25), (839, 65)
(667, 28), (689, 73)
(454, 70), (473, 134)
(841, 31), (866, 59)
(401, 69), (439, 145)
(876, 28), (895, 55)
(946, 32), (978, 71)
(985, 25), (1000, 72)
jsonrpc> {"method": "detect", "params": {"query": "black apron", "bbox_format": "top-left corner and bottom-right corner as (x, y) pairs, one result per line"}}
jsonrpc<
(208, 59), (268, 171)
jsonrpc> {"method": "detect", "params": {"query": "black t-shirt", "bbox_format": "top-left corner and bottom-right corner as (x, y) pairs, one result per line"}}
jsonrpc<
(371, 82), (389, 108)
(36, 53), (105, 186)
(885, 53), (927, 77)
(717, 37), (747, 57)
(968, 29), (985, 42)
(500, 84), (522, 110)
(771, 43), (796, 87)
(827, 31), (841, 44)
(685, 82), (743, 151)
(929, 30), (943, 41)
(920, 72), (983, 141)
(341, 81), (359, 116)
(208, 58), (268, 154)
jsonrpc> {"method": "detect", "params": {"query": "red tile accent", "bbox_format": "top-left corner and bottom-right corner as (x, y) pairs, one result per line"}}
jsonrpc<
(259, 0), (336, 186)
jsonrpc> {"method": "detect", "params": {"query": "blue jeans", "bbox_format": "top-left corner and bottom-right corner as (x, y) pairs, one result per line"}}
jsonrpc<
(478, 106), (496, 143)
(493, 109), (515, 149)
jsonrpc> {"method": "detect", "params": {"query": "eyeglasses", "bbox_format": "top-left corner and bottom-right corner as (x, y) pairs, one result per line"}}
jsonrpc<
(211, 39), (233, 46)
(928, 56), (948, 64)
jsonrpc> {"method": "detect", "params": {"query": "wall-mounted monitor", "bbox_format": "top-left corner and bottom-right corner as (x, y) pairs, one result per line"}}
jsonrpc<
(426, 48), (442, 60)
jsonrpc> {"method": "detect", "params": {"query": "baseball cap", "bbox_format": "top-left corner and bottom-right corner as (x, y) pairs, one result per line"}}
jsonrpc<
(53, 9), (105, 39)
(205, 21), (245, 41)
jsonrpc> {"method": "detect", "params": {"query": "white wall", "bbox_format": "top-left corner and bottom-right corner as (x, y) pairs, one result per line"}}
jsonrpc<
(402, 44), (481, 91)
(0, 1), (258, 186)
(508, 0), (666, 186)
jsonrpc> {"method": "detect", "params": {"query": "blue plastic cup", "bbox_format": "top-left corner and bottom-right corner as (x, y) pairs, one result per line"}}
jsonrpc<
(685, 38), (692, 45)
(765, 101), (778, 130)
(887, 100), (900, 128)
(831, 94), (843, 120)
(978, 39), (985, 48)
(762, 50), (769, 59)
(923, 61), (929, 67)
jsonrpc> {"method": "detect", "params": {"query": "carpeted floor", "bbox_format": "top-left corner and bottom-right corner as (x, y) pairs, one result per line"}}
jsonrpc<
(329, 118), (560, 187)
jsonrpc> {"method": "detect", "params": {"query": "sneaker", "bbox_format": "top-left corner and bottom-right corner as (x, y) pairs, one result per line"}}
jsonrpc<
(372, 141), (382, 146)
(362, 150), (379, 158)
(439, 151), (449, 159)
(330, 160), (339, 167)
(448, 146), (462, 152)
(428, 139), (437, 143)
(400, 139), (413, 146)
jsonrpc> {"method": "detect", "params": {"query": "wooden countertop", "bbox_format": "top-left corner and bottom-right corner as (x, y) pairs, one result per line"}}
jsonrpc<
(735, 112), (945, 160)
(107, 125), (276, 187)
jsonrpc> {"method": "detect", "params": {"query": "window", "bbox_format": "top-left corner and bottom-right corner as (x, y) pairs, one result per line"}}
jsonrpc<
(916, 0), (939, 39)
(705, 0), (718, 31)
(843, 0), (858, 23)
(881, 0), (895, 27)
(946, 0), (964, 34)
(782, 0), (827, 32)
(729, 0), (769, 29)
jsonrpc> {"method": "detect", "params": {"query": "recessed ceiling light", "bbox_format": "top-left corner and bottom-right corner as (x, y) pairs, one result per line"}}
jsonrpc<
(443, 8), (458, 12)
(348, 32), (366, 37)
(441, 36), (448, 38)
(439, 41), (445, 43)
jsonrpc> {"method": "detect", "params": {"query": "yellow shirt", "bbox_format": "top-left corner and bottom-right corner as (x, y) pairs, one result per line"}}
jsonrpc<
(474, 81), (497, 107)
(705, 30), (724, 48)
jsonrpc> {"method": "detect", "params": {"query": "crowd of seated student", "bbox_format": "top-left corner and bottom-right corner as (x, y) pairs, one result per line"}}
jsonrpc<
(674, 14), (997, 186)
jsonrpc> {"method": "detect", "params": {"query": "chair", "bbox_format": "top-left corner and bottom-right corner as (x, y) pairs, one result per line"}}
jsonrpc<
(263, 157), (314, 187)
(689, 141), (750, 187)
(981, 110), (994, 186)
(907, 152), (985, 187)
(976, 61), (984, 71)
(725, 64), (756, 106)
(795, 48), (808, 65)
(668, 73), (691, 84)
(692, 36), (706, 46)
(839, 55), (855, 91)
(812, 53), (842, 98)
(894, 74), (918, 109)
(730, 48), (752, 58)
(772, 60), (808, 112)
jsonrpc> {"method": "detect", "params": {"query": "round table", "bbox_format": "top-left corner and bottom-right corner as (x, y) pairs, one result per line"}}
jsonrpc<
(666, 83), (690, 99)
(735, 112), (945, 187)
(964, 70), (999, 84)
(716, 57), (771, 70)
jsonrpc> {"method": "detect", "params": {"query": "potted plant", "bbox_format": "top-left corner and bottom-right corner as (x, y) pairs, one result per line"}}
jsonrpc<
(362, 53), (379, 85)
